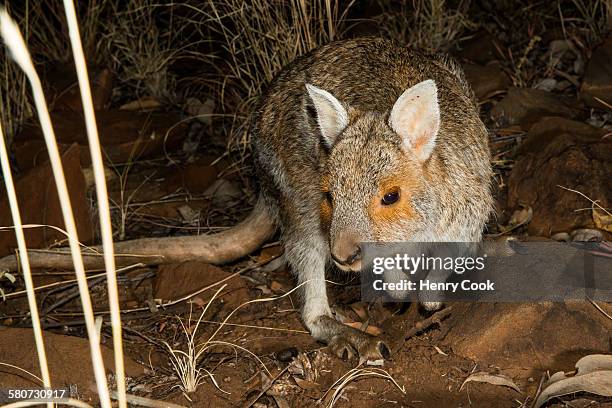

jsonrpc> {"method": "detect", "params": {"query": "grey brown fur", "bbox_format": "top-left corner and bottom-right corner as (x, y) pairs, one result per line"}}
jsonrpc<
(235, 38), (492, 361)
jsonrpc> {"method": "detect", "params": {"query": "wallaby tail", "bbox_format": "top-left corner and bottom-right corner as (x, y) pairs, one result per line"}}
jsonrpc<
(197, 195), (278, 264)
(0, 196), (278, 272)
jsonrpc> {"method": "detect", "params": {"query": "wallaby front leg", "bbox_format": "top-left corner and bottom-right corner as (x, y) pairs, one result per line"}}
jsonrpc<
(287, 237), (390, 363)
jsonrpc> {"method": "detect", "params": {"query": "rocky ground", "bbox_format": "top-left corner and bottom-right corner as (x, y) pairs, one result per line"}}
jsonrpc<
(0, 5), (611, 408)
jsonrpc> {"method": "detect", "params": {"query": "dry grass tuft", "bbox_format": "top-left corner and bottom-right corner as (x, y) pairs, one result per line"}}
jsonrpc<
(377, 0), (475, 53)
(196, 0), (354, 157)
(104, 1), (198, 101)
(163, 284), (271, 399)
(562, 0), (612, 44)
(0, 49), (30, 151)
(0, 1), (205, 147)
(320, 366), (406, 408)
(163, 286), (228, 397)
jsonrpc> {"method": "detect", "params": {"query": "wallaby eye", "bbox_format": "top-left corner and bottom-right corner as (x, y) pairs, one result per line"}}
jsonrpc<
(381, 189), (400, 206)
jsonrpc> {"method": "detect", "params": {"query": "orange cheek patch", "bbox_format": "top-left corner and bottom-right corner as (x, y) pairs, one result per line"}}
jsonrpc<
(320, 174), (332, 228)
(320, 199), (332, 227)
(367, 174), (421, 230)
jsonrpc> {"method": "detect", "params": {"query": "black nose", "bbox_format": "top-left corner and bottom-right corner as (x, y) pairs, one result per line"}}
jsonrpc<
(332, 245), (361, 266)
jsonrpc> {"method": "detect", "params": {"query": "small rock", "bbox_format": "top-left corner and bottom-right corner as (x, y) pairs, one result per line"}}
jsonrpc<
(184, 97), (215, 126)
(490, 88), (580, 128)
(205, 179), (243, 205)
(0, 328), (144, 396)
(555, 80), (573, 91)
(46, 65), (113, 112)
(0, 144), (93, 256)
(580, 38), (612, 109)
(548, 39), (572, 60)
(507, 117), (612, 237)
(460, 31), (504, 64)
(551, 232), (570, 242)
(573, 56), (585, 76)
(534, 78), (557, 92)
(444, 302), (610, 371)
(570, 228), (603, 242)
(81, 166), (116, 190)
(275, 347), (299, 362)
(462, 63), (509, 100)
(15, 111), (188, 168)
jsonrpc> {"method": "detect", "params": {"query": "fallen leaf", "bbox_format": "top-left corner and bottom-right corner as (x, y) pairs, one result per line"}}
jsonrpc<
(288, 352), (318, 382)
(534, 354), (612, 407)
(255, 285), (272, 295)
(270, 280), (284, 292)
(349, 302), (369, 320)
(508, 206), (533, 227)
(258, 245), (283, 262)
(343, 321), (383, 336)
(270, 395), (290, 408)
(81, 166), (116, 189)
(499, 206), (533, 233)
(191, 296), (207, 308)
(177, 204), (199, 224)
(293, 377), (321, 390)
(593, 209), (612, 233)
(119, 97), (162, 111)
(460, 372), (520, 393)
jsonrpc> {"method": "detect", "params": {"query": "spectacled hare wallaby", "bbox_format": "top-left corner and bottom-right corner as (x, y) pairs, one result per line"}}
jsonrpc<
(209, 38), (492, 362)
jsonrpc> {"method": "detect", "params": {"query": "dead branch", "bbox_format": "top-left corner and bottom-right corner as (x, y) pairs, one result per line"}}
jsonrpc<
(404, 306), (453, 340)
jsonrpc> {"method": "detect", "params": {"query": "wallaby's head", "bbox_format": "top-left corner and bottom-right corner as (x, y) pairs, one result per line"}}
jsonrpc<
(306, 80), (441, 272)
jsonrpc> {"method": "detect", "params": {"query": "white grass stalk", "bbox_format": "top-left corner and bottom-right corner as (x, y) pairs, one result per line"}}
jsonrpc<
(61, 1), (126, 407)
(3, 399), (94, 408)
(0, 114), (51, 398)
(0, 10), (111, 408)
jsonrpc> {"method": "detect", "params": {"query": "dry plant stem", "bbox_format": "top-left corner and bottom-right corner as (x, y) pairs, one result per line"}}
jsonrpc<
(244, 365), (291, 408)
(197, 319), (309, 334)
(4, 263), (144, 300)
(0, 362), (43, 386)
(0, 102), (51, 399)
(321, 367), (406, 408)
(558, 185), (612, 216)
(109, 391), (187, 408)
(589, 298), (612, 321)
(62, 1), (126, 406)
(404, 306), (453, 340)
(0, 11), (111, 408)
(46, 256), (279, 318)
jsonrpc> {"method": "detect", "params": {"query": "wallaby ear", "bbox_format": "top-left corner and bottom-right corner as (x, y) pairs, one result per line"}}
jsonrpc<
(389, 79), (440, 162)
(305, 83), (348, 147)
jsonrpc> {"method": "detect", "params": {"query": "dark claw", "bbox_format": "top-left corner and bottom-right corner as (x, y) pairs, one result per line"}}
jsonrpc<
(378, 341), (391, 360)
